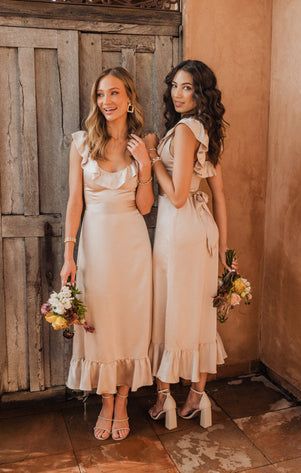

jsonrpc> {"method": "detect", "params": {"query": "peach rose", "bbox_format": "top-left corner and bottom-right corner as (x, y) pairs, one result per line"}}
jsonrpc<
(230, 293), (241, 306)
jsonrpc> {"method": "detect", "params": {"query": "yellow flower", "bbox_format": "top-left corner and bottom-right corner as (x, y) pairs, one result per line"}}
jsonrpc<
(45, 312), (57, 323)
(51, 316), (68, 331)
(233, 278), (246, 295)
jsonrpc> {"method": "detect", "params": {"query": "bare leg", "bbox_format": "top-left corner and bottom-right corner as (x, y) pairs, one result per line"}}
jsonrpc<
(178, 373), (208, 417)
(112, 385), (130, 440)
(94, 393), (114, 440)
(148, 378), (170, 417)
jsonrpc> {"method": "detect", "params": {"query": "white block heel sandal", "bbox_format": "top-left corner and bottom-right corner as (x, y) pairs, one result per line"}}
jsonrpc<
(148, 388), (177, 430)
(178, 387), (212, 428)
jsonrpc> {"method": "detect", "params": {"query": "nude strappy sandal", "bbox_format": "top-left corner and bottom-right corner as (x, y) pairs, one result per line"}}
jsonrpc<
(93, 394), (113, 440)
(111, 392), (130, 441)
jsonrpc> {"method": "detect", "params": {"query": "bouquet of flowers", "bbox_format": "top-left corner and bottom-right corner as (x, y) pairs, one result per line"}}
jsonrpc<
(213, 249), (252, 323)
(41, 283), (94, 339)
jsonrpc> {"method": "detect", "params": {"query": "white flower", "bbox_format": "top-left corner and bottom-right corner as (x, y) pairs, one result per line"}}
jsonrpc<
(53, 302), (65, 315)
(62, 298), (72, 310)
(60, 286), (72, 299)
(49, 293), (60, 307)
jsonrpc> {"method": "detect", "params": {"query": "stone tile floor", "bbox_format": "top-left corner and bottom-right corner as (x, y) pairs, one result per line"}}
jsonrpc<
(0, 373), (300, 473)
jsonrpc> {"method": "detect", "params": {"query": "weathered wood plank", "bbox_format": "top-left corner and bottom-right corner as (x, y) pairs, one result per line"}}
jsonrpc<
(25, 238), (45, 391)
(2, 215), (61, 238)
(18, 47), (39, 216)
(172, 34), (180, 67)
(35, 48), (64, 214)
(0, 25), (57, 48)
(0, 47), (23, 215)
(48, 237), (66, 386)
(57, 30), (80, 220)
(121, 48), (136, 80)
(3, 239), (29, 392)
(102, 51), (121, 70)
(0, 16), (179, 37)
(0, 97), (6, 393)
(57, 31), (80, 384)
(79, 33), (102, 126)
(0, 1), (181, 28)
(102, 34), (155, 52)
(136, 52), (153, 131)
(40, 237), (51, 388)
(152, 35), (173, 136)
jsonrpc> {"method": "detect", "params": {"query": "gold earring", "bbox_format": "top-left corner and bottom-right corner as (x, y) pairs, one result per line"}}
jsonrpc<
(127, 103), (134, 113)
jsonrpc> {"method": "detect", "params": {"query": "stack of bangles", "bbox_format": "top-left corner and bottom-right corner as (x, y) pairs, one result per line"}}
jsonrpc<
(64, 236), (76, 244)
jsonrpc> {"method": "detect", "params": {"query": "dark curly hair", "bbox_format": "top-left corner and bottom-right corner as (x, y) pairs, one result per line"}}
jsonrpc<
(163, 60), (228, 165)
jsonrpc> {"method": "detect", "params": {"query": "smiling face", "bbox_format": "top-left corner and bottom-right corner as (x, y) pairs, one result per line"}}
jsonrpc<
(171, 69), (197, 114)
(96, 75), (130, 122)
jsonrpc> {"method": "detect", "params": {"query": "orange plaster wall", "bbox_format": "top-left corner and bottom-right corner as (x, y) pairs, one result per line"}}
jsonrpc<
(260, 0), (301, 391)
(183, 0), (272, 367)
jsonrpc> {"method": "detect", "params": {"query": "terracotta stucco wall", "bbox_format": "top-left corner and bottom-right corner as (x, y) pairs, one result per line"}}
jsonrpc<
(260, 0), (301, 391)
(183, 0), (272, 370)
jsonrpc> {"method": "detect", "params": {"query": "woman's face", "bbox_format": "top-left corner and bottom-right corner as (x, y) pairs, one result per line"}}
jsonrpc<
(171, 69), (196, 114)
(96, 75), (130, 122)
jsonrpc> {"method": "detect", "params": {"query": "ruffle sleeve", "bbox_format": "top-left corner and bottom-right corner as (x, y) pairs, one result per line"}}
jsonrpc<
(71, 130), (90, 168)
(176, 117), (216, 178)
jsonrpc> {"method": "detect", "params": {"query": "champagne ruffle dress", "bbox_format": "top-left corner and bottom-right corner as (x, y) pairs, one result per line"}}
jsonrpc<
(150, 117), (227, 382)
(67, 131), (153, 394)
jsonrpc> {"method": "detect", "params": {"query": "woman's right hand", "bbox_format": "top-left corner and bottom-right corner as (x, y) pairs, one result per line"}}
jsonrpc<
(60, 258), (77, 286)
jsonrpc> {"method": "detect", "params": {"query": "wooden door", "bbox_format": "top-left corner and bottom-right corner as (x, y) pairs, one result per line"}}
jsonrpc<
(0, 26), (79, 393)
(0, 20), (180, 396)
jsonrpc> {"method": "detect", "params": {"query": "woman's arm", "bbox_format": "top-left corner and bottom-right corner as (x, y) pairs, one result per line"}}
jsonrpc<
(135, 161), (154, 215)
(206, 164), (229, 268)
(60, 141), (84, 285)
(127, 134), (154, 215)
(153, 124), (198, 209)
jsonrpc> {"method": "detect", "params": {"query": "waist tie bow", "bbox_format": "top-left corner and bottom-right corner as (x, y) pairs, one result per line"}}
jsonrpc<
(191, 190), (219, 256)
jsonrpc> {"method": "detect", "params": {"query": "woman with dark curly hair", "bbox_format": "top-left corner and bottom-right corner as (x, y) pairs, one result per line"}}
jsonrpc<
(147, 60), (234, 430)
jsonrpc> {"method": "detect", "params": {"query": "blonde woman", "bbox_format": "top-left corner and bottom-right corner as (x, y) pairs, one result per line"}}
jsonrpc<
(61, 67), (154, 441)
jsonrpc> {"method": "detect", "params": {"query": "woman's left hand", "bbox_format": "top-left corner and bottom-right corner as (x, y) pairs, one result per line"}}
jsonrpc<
(219, 246), (239, 272)
(127, 134), (151, 168)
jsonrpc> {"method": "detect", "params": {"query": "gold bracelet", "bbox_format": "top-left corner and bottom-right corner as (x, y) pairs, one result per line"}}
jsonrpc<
(138, 176), (153, 185)
(151, 156), (161, 166)
(64, 236), (76, 244)
(147, 147), (157, 151)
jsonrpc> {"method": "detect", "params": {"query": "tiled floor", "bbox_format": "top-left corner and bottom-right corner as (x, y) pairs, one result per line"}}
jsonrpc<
(0, 374), (300, 473)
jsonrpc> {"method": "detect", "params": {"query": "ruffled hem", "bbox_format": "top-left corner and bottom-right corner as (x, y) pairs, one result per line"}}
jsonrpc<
(66, 356), (153, 394)
(149, 333), (227, 383)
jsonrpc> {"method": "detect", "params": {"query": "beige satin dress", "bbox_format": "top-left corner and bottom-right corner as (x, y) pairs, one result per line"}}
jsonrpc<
(150, 117), (227, 383)
(66, 131), (153, 394)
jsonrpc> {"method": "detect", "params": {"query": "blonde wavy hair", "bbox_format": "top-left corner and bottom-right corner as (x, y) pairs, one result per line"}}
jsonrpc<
(85, 67), (144, 161)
